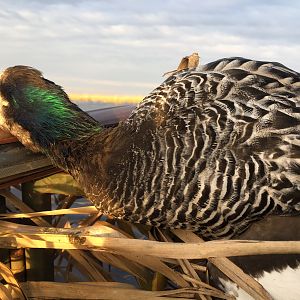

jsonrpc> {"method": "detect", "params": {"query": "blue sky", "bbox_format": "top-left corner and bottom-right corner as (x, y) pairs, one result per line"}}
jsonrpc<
(0, 0), (299, 95)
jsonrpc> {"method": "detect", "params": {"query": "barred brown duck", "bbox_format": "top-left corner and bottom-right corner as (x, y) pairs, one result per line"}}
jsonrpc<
(0, 57), (300, 241)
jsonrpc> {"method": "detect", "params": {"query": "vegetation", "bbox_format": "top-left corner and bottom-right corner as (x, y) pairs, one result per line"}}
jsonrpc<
(0, 173), (298, 299)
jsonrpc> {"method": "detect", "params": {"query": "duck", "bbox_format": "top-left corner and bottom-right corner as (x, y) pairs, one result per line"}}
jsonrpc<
(0, 57), (300, 241)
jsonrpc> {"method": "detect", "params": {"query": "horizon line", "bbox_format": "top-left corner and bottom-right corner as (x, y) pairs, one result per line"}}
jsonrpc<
(69, 93), (144, 104)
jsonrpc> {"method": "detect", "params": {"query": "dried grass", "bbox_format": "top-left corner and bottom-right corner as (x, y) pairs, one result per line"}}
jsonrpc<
(0, 187), (298, 300)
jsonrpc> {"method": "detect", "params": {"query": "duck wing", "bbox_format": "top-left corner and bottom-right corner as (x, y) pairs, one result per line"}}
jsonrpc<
(123, 57), (300, 238)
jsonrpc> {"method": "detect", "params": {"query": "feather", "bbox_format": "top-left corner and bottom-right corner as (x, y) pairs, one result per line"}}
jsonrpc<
(0, 57), (300, 239)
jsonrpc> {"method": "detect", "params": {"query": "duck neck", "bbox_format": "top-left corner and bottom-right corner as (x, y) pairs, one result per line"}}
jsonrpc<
(25, 112), (103, 171)
(0, 67), (111, 177)
(1, 86), (103, 169)
(45, 122), (104, 172)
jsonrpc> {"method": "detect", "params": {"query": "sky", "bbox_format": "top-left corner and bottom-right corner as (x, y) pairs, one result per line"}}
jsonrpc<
(0, 0), (300, 96)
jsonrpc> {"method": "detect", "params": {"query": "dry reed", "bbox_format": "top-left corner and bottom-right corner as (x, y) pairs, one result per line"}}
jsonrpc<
(0, 174), (298, 299)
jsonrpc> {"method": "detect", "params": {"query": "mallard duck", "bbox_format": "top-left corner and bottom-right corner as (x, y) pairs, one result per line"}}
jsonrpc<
(0, 57), (300, 240)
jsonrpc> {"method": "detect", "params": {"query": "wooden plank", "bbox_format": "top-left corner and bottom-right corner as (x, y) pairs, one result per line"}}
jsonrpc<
(20, 281), (231, 300)
(0, 143), (52, 181)
(0, 166), (61, 190)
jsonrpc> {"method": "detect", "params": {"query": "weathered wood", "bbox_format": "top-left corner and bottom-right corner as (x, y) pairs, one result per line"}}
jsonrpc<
(0, 143), (52, 183)
(0, 166), (61, 190)
(172, 229), (272, 300)
(0, 130), (17, 144)
(0, 221), (299, 259)
(0, 195), (10, 268)
(20, 281), (233, 300)
(0, 205), (97, 218)
(22, 181), (54, 281)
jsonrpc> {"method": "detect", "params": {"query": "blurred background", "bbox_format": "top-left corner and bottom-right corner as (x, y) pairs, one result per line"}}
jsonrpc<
(0, 0), (299, 108)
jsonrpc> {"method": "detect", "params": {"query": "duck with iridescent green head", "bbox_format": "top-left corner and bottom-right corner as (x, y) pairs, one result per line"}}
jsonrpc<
(0, 57), (300, 240)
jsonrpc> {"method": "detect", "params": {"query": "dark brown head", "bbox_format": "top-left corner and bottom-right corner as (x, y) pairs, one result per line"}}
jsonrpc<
(0, 65), (101, 152)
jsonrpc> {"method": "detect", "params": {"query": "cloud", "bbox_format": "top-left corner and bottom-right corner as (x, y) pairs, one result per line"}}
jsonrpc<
(0, 0), (299, 95)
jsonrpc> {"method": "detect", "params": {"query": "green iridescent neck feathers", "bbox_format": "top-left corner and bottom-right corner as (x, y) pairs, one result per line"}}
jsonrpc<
(0, 66), (101, 152)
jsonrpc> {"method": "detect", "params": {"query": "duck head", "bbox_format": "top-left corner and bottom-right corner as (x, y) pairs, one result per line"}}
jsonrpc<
(0, 66), (100, 153)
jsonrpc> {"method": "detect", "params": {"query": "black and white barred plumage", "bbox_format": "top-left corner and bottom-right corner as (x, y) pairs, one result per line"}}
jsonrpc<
(1, 57), (300, 239)
(110, 57), (300, 238)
